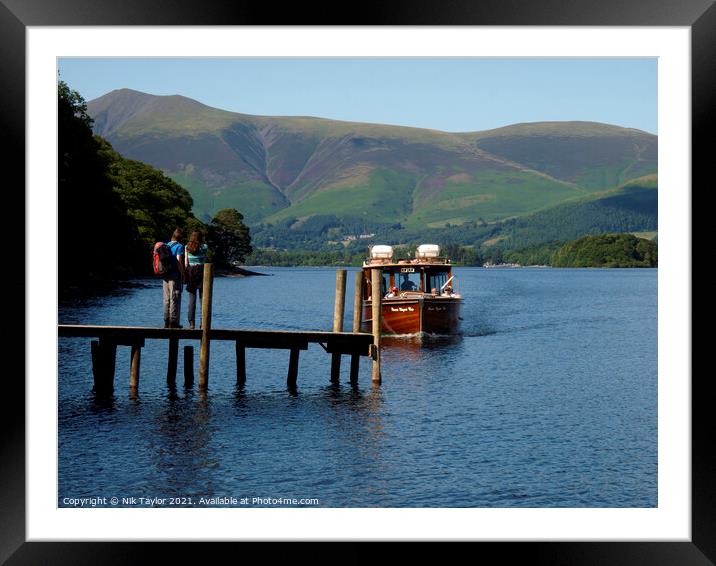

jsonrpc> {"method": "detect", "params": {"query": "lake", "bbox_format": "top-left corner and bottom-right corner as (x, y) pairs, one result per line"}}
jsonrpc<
(58, 267), (657, 508)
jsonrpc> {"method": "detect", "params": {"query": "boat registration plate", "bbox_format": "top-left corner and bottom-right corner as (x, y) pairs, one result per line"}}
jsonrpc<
(400, 267), (415, 272)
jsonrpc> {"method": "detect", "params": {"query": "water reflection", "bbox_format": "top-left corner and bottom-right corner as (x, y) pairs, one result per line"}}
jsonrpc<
(382, 333), (463, 352)
(145, 386), (218, 502)
(89, 390), (117, 413)
(382, 334), (465, 375)
(128, 387), (140, 403)
(321, 381), (386, 487)
(233, 384), (247, 407)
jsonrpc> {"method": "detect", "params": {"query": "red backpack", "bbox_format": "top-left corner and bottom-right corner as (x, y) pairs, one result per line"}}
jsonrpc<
(153, 242), (175, 275)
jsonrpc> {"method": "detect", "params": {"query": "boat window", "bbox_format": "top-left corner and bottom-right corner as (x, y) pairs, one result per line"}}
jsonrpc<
(397, 271), (421, 291)
(365, 272), (392, 298)
(426, 270), (449, 293)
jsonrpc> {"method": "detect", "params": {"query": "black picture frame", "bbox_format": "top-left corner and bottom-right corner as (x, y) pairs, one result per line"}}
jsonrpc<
(3, 0), (709, 563)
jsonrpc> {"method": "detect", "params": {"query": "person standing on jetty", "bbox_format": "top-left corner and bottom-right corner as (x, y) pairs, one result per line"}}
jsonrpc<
(163, 228), (185, 329)
(184, 230), (208, 330)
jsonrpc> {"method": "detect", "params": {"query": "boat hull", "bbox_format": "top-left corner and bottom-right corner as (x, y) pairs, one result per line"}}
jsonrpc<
(361, 297), (462, 336)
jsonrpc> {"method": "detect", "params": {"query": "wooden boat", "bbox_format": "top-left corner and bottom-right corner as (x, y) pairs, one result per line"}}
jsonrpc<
(360, 244), (462, 336)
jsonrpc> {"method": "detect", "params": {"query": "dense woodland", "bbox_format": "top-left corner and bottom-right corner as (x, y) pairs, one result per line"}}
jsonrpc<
(58, 82), (252, 290)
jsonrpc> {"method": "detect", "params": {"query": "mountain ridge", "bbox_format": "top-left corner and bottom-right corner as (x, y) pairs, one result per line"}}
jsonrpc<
(87, 89), (657, 226)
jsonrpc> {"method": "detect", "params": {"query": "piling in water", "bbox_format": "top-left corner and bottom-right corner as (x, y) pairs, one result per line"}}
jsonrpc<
(198, 263), (214, 389)
(167, 338), (179, 385)
(371, 268), (382, 384)
(183, 345), (194, 387)
(91, 339), (116, 393)
(287, 348), (300, 387)
(130, 343), (142, 389)
(350, 270), (365, 385)
(353, 270), (363, 333)
(331, 269), (347, 383)
(236, 341), (246, 386)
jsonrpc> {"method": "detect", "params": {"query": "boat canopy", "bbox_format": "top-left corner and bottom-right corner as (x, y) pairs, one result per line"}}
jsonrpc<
(370, 245), (394, 260)
(416, 244), (440, 259)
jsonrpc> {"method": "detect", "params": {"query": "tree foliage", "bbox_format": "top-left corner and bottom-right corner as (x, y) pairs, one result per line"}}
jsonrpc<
(58, 80), (135, 285)
(551, 233), (657, 268)
(208, 209), (253, 269)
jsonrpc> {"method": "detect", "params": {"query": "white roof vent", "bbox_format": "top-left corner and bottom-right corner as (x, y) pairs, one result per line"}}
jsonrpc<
(371, 245), (394, 259)
(416, 244), (440, 258)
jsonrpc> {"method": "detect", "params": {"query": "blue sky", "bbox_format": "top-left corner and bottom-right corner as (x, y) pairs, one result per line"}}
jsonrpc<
(58, 58), (657, 134)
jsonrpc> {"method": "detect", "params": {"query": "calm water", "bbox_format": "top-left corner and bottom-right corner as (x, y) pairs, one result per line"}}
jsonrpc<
(58, 267), (657, 508)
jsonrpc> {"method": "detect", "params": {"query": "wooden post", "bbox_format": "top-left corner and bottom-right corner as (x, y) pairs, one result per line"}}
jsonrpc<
(102, 340), (117, 386)
(350, 270), (364, 385)
(352, 270), (363, 333)
(371, 268), (382, 384)
(167, 338), (179, 385)
(130, 343), (142, 389)
(287, 347), (300, 387)
(92, 339), (117, 393)
(350, 354), (360, 385)
(198, 263), (214, 389)
(331, 269), (347, 383)
(183, 346), (194, 387)
(330, 354), (341, 383)
(90, 340), (102, 391)
(333, 269), (347, 330)
(236, 341), (246, 386)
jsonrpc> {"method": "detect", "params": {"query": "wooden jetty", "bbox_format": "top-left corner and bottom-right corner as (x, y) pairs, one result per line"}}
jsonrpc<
(58, 265), (382, 393)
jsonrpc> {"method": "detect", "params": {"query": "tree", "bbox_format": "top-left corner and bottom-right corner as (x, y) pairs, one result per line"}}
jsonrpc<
(208, 209), (253, 269)
(58, 80), (135, 285)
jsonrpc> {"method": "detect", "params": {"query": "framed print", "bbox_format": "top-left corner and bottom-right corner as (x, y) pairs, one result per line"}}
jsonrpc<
(4, 0), (710, 563)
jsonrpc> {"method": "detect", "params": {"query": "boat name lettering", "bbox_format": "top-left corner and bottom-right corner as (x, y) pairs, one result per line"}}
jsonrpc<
(390, 307), (415, 312)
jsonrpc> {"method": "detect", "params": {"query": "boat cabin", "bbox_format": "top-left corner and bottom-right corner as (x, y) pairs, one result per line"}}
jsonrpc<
(362, 244), (456, 299)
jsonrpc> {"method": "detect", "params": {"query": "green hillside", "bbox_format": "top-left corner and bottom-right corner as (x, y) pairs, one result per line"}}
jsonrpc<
(490, 175), (658, 250)
(409, 169), (585, 227)
(462, 122), (657, 191)
(88, 89), (658, 228)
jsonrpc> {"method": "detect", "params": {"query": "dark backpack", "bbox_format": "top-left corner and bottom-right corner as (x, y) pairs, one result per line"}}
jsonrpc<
(153, 242), (175, 275)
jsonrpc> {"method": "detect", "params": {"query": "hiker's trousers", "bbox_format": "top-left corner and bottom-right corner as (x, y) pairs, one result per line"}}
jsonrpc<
(163, 277), (183, 325)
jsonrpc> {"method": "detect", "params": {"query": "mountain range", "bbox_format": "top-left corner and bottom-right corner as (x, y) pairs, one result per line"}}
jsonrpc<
(87, 88), (657, 230)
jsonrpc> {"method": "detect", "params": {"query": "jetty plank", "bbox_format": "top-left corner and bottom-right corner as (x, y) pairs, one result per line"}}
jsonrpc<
(59, 324), (372, 354)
